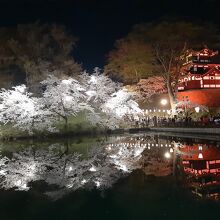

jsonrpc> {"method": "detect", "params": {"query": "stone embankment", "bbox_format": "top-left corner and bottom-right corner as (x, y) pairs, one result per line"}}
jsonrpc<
(149, 127), (220, 135)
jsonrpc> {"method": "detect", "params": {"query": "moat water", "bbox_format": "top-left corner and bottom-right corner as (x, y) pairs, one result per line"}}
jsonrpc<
(0, 133), (220, 220)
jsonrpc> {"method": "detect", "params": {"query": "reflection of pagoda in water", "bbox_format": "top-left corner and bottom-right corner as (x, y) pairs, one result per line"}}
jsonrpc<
(179, 144), (220, 200)
(180, 144), (220, 174)
(177, 47), (220, 107)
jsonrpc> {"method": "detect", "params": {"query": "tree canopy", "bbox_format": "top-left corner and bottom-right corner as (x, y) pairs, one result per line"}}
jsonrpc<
(105, 20), (220, 110)
(0, 22), (82, 92)
(105, 38), (154, 84)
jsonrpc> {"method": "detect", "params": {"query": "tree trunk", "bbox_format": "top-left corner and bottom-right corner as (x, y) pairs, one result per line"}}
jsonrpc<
(166, 76), (176, 115)
(64, 116), (68, 134)
(134, 68), (139, 83)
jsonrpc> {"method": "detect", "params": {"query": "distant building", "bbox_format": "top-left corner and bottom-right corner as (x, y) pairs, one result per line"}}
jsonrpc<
(177, 47), (220, 108)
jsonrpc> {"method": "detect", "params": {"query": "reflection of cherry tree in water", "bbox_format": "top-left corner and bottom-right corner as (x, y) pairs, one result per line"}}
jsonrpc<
(0, 138), (147, 200)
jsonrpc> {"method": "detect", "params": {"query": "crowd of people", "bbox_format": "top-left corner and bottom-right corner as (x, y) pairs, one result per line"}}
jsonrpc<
(131, 114), (220, 128)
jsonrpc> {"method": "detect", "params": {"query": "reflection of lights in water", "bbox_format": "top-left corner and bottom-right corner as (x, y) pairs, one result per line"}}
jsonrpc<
(89, 166), (97, 172)
(0, 136), (148, 196)
(170, 148), (174, 153)
(198, 153), (203, 159)
(164, 152), (171, 159)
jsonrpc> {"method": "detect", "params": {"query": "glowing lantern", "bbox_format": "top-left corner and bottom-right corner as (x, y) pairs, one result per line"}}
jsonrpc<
(164, 152), (171, 159)
(198, 153), (203, 159)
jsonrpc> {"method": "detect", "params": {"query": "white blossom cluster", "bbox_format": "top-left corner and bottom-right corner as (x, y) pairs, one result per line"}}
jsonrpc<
(0, 70), (143, 134)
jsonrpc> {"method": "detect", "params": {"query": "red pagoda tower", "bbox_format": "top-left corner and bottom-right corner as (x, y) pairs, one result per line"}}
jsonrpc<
(177, 47), (220, 108)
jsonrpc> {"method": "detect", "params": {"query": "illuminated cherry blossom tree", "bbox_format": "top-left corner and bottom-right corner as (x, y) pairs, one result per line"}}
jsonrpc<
(102, 89), (143, 127)
(81, 69), (142, 128)
(126, 76), (166, 102)
(41, 75), (93, 131)
(82, 68), (119, 104)
(0, 85), (55, 134)
(0, 71), (143, 133)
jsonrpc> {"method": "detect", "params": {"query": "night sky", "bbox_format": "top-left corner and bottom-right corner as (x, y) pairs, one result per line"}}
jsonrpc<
(0, 0), (219, 70)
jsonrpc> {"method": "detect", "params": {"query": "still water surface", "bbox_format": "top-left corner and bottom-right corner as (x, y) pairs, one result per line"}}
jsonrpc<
(0, 133), (220, 220)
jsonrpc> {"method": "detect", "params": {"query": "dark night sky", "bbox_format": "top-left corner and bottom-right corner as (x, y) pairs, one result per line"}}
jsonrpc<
(0, 0), (219, 70)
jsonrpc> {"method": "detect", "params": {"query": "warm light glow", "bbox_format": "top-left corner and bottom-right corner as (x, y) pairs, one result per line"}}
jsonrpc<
(169, 148), (174, 153)
(161, 99), (168, 106)
(164, 152), (171, 159)
(195, 106), (200, 113)
(198, 153), (203, 159)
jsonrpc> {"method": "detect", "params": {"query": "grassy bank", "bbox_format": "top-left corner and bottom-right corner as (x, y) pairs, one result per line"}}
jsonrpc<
(0, 112), (129, 141)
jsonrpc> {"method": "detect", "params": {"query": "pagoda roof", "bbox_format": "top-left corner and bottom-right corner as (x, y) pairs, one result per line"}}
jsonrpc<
(180, 66), (220, 77)
(202, 66), (220, 76)
(185, 47), (218, 57)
